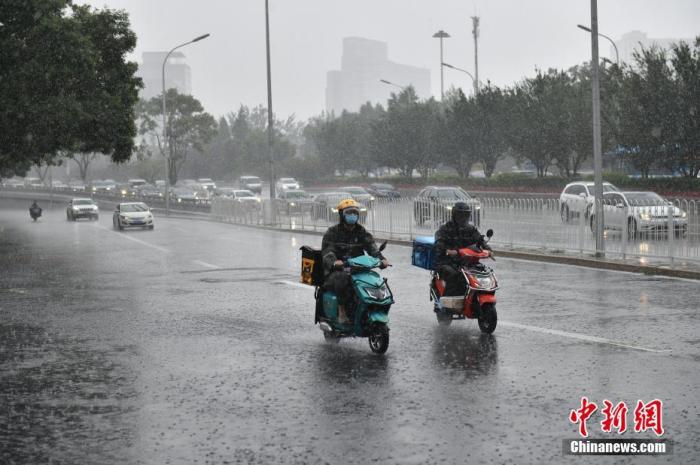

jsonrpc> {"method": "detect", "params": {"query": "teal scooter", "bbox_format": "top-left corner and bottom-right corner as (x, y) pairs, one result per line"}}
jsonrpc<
(315, 242), (394, 354)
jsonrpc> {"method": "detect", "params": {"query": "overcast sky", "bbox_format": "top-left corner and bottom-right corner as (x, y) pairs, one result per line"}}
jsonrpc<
(80, 0), (699, 121)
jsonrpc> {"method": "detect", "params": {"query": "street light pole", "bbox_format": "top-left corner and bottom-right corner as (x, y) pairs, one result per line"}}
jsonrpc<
(441, 62), (476, 94)
(161, 33), (210, 216)
(471, 16), (480, 95)
(577, 24), (619, 64)
(587, 1), (605, 257)
(265, 0), (275, 203)
(432, 30), (450, 99)
(379, 79), (407, 91)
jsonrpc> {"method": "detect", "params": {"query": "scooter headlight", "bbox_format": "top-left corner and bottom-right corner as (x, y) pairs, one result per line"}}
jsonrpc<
(363, 285), (391, 301)
(469, 275), (496, 289)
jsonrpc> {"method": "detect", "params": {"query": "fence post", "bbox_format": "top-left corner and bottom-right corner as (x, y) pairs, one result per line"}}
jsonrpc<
(668, 201), (675, 267)
(388, 201), (394, 239)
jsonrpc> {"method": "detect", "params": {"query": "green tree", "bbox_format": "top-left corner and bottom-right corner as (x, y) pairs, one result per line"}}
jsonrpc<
(668, 38), (700, 177)
(137, 89), (217, 185)
(0, 1), (142, 175)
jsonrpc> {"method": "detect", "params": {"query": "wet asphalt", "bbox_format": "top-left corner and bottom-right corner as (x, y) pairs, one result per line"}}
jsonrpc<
(1, 199), (699, 465)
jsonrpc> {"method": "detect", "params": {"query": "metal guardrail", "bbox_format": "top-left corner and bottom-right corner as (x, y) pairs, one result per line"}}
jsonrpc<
(4, 186), (699, 266)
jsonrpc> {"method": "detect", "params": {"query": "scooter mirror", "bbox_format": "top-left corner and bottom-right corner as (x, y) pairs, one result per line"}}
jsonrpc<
(486, 229), (494, 238)
(378, 240), (388, 252)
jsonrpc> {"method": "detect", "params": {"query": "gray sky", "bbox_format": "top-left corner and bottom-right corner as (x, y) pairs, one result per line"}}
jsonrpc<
(80, 0), (699, 121)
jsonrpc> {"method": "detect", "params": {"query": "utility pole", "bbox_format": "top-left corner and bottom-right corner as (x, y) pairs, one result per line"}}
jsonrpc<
(471, 16), (480, 95)
(589, 0), (605, 256)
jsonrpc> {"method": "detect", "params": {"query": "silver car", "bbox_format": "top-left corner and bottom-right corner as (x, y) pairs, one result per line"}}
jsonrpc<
(113, 202), (154, 230)
(592, 191), (688, 238)
(559, 181), (619, 222)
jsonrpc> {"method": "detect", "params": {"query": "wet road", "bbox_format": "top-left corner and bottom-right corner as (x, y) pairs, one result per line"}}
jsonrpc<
(1, 199), (699, 464)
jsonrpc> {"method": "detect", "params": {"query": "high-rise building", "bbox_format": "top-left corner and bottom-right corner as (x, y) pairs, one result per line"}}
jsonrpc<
(615, 31), (691, 64)
(326, 37), (431, 115)
(137, 51), (192, 100)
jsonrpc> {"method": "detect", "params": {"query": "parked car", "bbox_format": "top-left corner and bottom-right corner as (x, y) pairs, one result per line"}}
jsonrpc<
(25, 177), (44, 188)
(239, 176), (263, 194)
(113, 202), (154, 230)
(275, 177), (300, 193)
(338, 186), (374, 206)
(311, 192), (367, 222)
(591, 191), (688, 238)
(276, 189), (313, 214)
(367, 183), (401, 199)
(51, 180), (68, 190)
(197, 178), (217, 192)
(128, 178), (147, 189)
(413, 186), (481, 227)
(66, 198), (99, 221)
(136, 184), (162, 200)
(4, 178), (25, 188)
(559, 181), (619, 223)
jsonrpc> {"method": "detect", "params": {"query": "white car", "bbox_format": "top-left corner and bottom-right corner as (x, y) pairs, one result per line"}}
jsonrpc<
(591, 191), (688, 238)
(559, 181), (619, 222)
(197, 178), (217, 192)
(276, 177), (300, 192)
(67, 198), (99, 221)
(113, 202), (154, 230)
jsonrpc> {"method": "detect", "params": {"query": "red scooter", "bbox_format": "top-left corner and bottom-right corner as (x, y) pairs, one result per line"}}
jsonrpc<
(430, 229), (498, 332)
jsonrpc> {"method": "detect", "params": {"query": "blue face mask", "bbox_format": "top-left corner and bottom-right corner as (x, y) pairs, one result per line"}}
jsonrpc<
(344, 213), (359, 225)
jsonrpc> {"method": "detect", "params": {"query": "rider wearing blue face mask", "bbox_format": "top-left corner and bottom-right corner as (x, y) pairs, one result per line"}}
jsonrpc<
(321, 198), (389, 324)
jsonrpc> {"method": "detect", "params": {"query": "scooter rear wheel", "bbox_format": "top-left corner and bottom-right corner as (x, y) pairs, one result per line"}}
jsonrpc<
(368, 324), (389, 354)
(436, 312), (452, 326)
(323, 331), (340, 344)
(478, 303), (497, 334)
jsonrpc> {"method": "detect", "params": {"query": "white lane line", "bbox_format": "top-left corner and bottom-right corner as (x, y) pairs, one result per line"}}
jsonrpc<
(192, 260), (221, 269)
(500, 321), (670, 353)
(93, 224), (171, 254)
(277, 279), (313, 289)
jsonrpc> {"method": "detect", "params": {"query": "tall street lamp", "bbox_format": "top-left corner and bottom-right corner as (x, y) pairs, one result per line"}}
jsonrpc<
(162, 33), (210, 216)
(265, 0), (275, 203)
(441, 62), (476, 94)
(432, 30), (450, 99)
(379, 79), (407, 91)
(577, 24), (619, 64)
(583, 2), (605, 257)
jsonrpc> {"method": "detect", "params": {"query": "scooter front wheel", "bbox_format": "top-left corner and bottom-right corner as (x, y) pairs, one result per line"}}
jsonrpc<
(478, 303), (497, 334)
(368, 324), (389, 354)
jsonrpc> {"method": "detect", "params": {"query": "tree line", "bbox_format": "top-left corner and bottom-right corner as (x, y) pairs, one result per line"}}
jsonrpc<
(304, 37), (700, 180)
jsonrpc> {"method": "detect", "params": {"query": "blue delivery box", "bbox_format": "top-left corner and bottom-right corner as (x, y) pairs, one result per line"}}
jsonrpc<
(412, 236), (436, 270)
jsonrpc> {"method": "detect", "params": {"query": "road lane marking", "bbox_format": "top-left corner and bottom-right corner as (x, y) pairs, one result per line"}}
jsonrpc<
(500, 321), (670, 353)
(277, 279), (312, 289)
(92, 224), (171, 253)
(192, 260), (221, 269)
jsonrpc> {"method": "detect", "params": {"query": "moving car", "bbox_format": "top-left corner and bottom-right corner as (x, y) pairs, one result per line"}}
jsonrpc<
(591, 191), (688, 238)
(66, 198), (99, 221)
(136, 184), (162, 200)
(128, 178), (147, 189)
(170, 187), (199, 205)
(338, 186), (374, 206)
(413, 186), (481, 227)
(68, 180), (86, 192)
(275, 189), (313, 214)
(311, 192), (367, 222)
(91, 180), (116, 193)
(367, 183), (401, 198)
(51, 180), (68, 190)
(229, 189), (262, 209)
(239, 176), (263, 194)
(276, 177), (300, 193)
(559, 181), (619, 222)
(113, 202), (154, 230)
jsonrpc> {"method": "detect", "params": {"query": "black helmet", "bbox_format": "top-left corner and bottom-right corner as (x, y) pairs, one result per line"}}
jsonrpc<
(452, 202), (472, 224)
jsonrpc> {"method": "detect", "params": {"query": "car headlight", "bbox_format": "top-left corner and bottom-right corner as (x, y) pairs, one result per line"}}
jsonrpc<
(639, 212), (651, 221)
(680, 211), (687, 218)
(92, 187), (97, 191)
(370, 196), (375, 201)
(72, 206), (80, 210)
(256, 198), (261, 203)
(119, 215), (127, 220)
(177, 198), (182, 203)
(331, 208), (338, 212)
(120, 190), (127, 195)
(289, 202), (296, 206)
(363, 285), (391, 300)
(446, 206), (452, 210)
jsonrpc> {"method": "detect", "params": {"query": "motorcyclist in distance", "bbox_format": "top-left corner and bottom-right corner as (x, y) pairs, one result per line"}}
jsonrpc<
(433, 202), (490, 296)
(321, 198), (389, 324)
